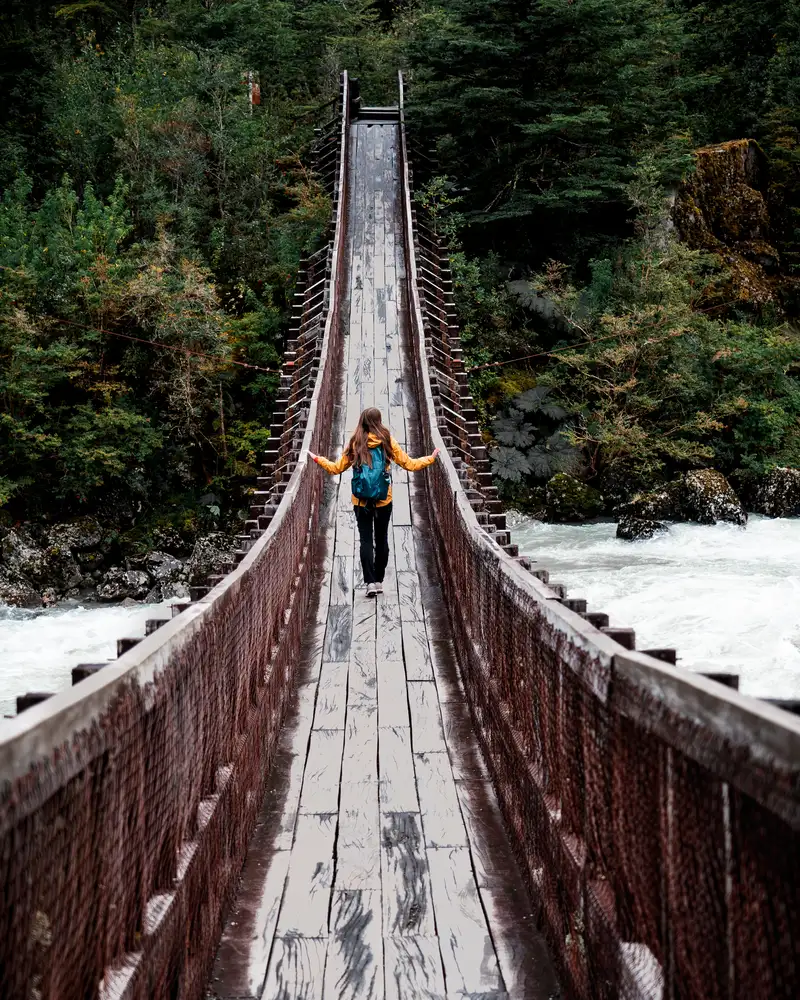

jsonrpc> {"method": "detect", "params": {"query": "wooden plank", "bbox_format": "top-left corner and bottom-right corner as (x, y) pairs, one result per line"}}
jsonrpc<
(377, 660), (409, 729)
(392, 527), (415, 573)
(314, 660), (348, 731)
(325, 890), (384, 1000)
(353, 598), (377, 643)
(262, 935), (327, 1000)
(377, 601), (403, 661)
(381, 811), (436, 937)
(260, 751), (305, 852)
(342, 702), (379, 784)
(298, 728), (345, 815)
(336, 781), (381, 891)
(391, 482), (412, 526)
(402, 619), (433, 682)
(276, 812), (336, 936)
(211, 848), (291, 998)
(384, 938), (446, 1000)
(479, 886), (561, 1000)
(407, 683), (446, 754)
(324, 604), (353, 662)
(349, 639), (378, 706)
(454, 780), (523, 889)
(336, 513), (356, 556)
(331, 554), (354, 606)
(378, 726), (418, 813)
(426, 847), (503, 995)
(397, 571), (424, 623)
(414, 752), (468, 849)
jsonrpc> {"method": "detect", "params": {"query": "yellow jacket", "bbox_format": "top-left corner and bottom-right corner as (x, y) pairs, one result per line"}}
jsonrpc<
(315, 432), (435, 507)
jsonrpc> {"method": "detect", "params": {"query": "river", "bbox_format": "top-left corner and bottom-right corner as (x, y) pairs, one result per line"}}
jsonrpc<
(509, 513), (800, 698)
(0, 600), (173, 718)
(1, 516), (799, 716)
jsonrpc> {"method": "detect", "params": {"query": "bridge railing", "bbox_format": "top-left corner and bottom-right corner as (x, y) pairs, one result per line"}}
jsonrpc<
(0, 75), (351, 1000)
(398, 72), (799, 1000)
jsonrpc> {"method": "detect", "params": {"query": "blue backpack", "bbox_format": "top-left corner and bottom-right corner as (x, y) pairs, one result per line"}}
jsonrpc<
(352, 445), (391, 502)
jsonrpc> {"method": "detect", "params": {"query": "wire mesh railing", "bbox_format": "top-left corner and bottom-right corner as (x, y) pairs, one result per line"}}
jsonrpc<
(0, 73), (351, 1000)
(398, 70), (799, 1000)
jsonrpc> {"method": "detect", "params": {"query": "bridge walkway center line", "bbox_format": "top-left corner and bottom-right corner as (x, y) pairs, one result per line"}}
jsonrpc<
(208, 120), (559, 1000)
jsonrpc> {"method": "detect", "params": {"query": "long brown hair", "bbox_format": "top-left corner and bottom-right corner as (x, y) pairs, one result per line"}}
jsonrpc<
(345, 407), (392, 467)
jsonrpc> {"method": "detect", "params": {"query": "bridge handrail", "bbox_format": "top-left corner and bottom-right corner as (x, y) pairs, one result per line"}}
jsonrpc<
(0, 74), (351, 1000)
(398, 70), (798, 999)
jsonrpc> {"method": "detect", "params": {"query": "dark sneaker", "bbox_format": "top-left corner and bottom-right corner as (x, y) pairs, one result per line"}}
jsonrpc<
(375, 583), (383, 595)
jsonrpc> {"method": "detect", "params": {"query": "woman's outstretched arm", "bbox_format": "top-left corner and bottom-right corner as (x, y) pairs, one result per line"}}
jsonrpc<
(389, 439), (439, 471)
(307, 450), (352, 475)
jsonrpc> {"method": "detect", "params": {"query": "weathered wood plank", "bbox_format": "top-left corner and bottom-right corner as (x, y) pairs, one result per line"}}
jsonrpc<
(377, 659), (409, 729)
(392, 527), (415, 573)
(479, 886), (561, 1000)
(353, 598), (377, 644)
(426, 847), (503, 995)
(384, 937), (446, 1000)
(342, 702), (379, 784)
(381, 812), (436, 937)
(397, 571), (424, 623)
(324, 604), (353, 662)
(454, 780), (523, 889)
(349, 639), (378, 706)
(262, 935), (327, 1000)
(377, 601), (403, 660)
(331, 554), (354, 606)
(276, 812), (336, 936)
(407, 682), (446, 754)
(401, 619), (434, 682)
(211, 848), (291, 998)
(325, 890), (384, 1000)
(336, 781), (381, 891)
(298, 728), (345, 815)
(391, 482), (412, 526)
(378, 726), (418, 813)
(414, 752), (468, 849)
(314, 660), (348, 731)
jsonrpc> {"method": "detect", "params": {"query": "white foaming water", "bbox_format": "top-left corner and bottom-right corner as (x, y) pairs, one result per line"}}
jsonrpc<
(508, 513), (800, 698)
(0, 600), (174, 717)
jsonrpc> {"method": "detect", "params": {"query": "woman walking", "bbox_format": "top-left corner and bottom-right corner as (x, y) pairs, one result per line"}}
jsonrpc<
(308, 407), (439, 597)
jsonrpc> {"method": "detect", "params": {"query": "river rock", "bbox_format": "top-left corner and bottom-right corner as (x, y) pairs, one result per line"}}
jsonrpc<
(682, 469), (747, 525)
(616, 516), (668, 541)
(96, 567), (152, 602)
(186, 533), (236, 585)
(544, 473), (605, 523)
(615, 481), (686, 522)
(147, 551), (185, 583)
(751, 467), (800, 518)
(0, 567), (39, 607)
(1, 528), (82, 594)
(46, 517), (104, 552)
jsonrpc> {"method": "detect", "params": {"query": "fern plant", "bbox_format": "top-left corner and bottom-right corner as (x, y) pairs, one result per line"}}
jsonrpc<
(490, 386), (581, 484)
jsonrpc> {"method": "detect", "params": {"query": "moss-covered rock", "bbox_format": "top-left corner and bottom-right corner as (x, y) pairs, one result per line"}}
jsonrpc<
(616, 516), (667, 541)
(750, 467), (800, 518)
(544, 473), (604, 523)
(673, 139), (796, 310)
(683, 470), (747, 525)
(615, 481), (687, 522)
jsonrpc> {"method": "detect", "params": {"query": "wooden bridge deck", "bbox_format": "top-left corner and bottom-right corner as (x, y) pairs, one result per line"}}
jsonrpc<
(209, 122), (558, 1000)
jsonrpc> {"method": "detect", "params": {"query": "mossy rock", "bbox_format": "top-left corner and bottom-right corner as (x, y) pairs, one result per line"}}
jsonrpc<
(544, 473), (604, 523)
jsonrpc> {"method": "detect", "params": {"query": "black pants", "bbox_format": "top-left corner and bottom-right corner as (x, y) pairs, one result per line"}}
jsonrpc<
(354, 503), (392, 584)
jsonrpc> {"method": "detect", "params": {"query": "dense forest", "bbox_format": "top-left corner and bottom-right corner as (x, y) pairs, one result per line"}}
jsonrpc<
(1, 1), (799, 538)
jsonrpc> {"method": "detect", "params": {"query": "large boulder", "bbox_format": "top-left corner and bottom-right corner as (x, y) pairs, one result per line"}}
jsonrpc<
(751, 467), (800, 518)
(683, 470), (747, 525)
(616, 471), (746, 526)
(544, 473), (605, 523)
(45, 517), (104, 552)
(1, 528), (82, 594)
(616, 516), (667, 542)
(615, 481), (686, 522)
(0, 567), (39, 607)
(144, 551), (187, 601)
(186, 533), (237, 585)
(96, 567), (152, 602)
